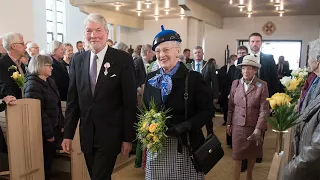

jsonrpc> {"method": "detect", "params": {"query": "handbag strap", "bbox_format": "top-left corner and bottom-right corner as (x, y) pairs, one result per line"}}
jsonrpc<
(184, 70), (195, 157)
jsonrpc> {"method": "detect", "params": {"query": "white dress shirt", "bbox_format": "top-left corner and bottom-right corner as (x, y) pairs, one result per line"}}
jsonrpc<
(241, 76), (255, 92)
(90, 45), (108, 82)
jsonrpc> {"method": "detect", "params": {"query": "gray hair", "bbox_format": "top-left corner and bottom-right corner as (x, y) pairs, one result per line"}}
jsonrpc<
(28, 54), (53, 75)
(46, 40), (62, 56)
(309, 39), (320, 62)
(3, 32), (23, 51)
(84, 13), (108, 30)
(26, 42), (38, 49)
(113, 42), (128, 52)
(141, 44), (152, 57)
(193, 46), (203, 51)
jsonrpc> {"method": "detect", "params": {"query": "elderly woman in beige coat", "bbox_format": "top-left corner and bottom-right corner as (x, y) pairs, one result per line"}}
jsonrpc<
(227, 55), (269, 180)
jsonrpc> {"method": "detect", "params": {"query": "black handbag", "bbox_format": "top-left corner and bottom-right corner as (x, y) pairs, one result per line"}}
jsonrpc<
(184, 71), (224, 174)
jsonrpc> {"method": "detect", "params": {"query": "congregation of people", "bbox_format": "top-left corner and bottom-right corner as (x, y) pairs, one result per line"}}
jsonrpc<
(0, 12), (320, 180)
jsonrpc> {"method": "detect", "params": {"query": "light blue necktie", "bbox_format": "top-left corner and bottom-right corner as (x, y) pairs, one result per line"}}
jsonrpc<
(196, 63), (200, 72)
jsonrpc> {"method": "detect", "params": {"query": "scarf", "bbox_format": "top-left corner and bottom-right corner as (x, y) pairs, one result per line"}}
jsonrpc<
(148, 62), (180, 101)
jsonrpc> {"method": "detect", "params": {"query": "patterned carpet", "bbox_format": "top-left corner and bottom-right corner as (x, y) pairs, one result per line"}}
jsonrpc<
(112, 114), (276, 180)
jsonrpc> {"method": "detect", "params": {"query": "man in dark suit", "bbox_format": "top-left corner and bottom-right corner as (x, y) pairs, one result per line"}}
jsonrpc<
(277, 56), (290, 78)
(248, 32), (279, 97)
(61, 13), (136, 180)
(234, 34), (279, 97)
(0, 32), (27, 99)
(191, 46), (219, 135)
(183, 48), (193, 64)
(133, 44), (154, 90)
(218, 54), (237, 126)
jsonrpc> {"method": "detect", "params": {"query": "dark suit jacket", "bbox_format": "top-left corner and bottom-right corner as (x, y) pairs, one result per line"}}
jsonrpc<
(276, 63), (290, 77)
(0, 54), (26, 99)
(64, 47), (137, 153)
(191, 60), (219, 100)
(233, 53), (279, 97)
(51, 57), (69, 101)
(143, 63), (214, 150)
(133, 56), (146, 88)
(218, 64), (236, 105)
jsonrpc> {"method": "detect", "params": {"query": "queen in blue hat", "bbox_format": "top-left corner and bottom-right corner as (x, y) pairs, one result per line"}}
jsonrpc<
(142, 25), (214, 179)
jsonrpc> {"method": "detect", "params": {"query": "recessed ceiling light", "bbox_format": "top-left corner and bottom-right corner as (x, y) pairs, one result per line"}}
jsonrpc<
(136, 10), (142, 16)
(145, 0), (152, 8)
(164, 8), (170, 15)
(114, 2), (121, 11)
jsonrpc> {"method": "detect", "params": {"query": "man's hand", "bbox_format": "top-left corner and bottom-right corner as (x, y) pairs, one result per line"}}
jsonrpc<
(3, 95), (18, 105)
(47, 137), (55, 142)
(121, 142), (132, 157)
(61, 139), (73, 154)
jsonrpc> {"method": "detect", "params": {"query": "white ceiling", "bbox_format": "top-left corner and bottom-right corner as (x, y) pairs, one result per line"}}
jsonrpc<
(88, 0), (320, 19)
(193, 0), (320, 17)
(96, 0), (182, 20)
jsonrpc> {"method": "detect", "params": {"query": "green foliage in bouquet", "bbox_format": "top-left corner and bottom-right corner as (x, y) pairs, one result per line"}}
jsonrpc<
(8, 65), (25, 88)
(136, 99), (171, 154)
(266, 103), (300, 132)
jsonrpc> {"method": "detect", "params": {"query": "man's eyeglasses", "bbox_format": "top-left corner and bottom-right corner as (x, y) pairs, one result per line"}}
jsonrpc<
(14, 42), (25, 46)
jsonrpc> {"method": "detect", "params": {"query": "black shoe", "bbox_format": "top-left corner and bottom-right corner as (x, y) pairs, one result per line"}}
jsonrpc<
(222, 122), (226, 126)
(241, 159), (248, 172)
(256, 157), (263, 163)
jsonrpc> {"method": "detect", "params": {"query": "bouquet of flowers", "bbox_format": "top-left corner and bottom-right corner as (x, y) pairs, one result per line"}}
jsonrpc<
(8, 65), (25, 88)
(266, 93), (299, 131)
(280, 67), (308, 104)
(136, 99), (171, 154)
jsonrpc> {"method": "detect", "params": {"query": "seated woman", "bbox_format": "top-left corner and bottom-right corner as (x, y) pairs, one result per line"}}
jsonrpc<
(284, 39), (320, 180)
(24, 55), (64, 180)
(0, 95), (17, 153)
(227, 55), (269, 180)
(143, 26), (214, 180)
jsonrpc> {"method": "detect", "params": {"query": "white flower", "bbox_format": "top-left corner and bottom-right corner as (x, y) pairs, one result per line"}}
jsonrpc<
(291, 68), (301, 77)
(280, 76), (292, 87)
(104, 62), (111, 75)
(298, 71), (308, 78)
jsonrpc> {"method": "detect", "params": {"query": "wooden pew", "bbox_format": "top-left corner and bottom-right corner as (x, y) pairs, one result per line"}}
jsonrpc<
(0, 99), (45, 179)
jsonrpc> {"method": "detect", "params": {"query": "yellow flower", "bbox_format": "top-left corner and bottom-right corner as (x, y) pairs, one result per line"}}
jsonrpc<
(266, 98), (277, 110)
(142, 122), (147, 129)
(11, 72), (19, 80)
(153, 136), (159, 142)
(148, 123), (158, 133)
(267, 93), (292, 109)
(147, 133), (154, 139)
(287, 78), (302, 91)
(147, 143), (152, 149)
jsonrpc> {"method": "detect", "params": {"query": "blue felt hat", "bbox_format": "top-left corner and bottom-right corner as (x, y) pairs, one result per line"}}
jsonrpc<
(152, 25), (182, 51)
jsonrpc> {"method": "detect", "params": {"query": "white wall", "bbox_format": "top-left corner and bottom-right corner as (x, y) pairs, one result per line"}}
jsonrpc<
(126, 18), (188, 51)
(0, 0), (46, 49)
(65, 1), (88, 51)
(205, 16), (320, 67)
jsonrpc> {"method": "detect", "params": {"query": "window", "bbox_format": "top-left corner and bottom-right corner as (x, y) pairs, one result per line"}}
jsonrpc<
(46, 0), (65, 44)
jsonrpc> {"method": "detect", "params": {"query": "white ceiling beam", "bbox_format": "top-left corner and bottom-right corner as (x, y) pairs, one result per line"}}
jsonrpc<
(178, 0), (223, 29)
